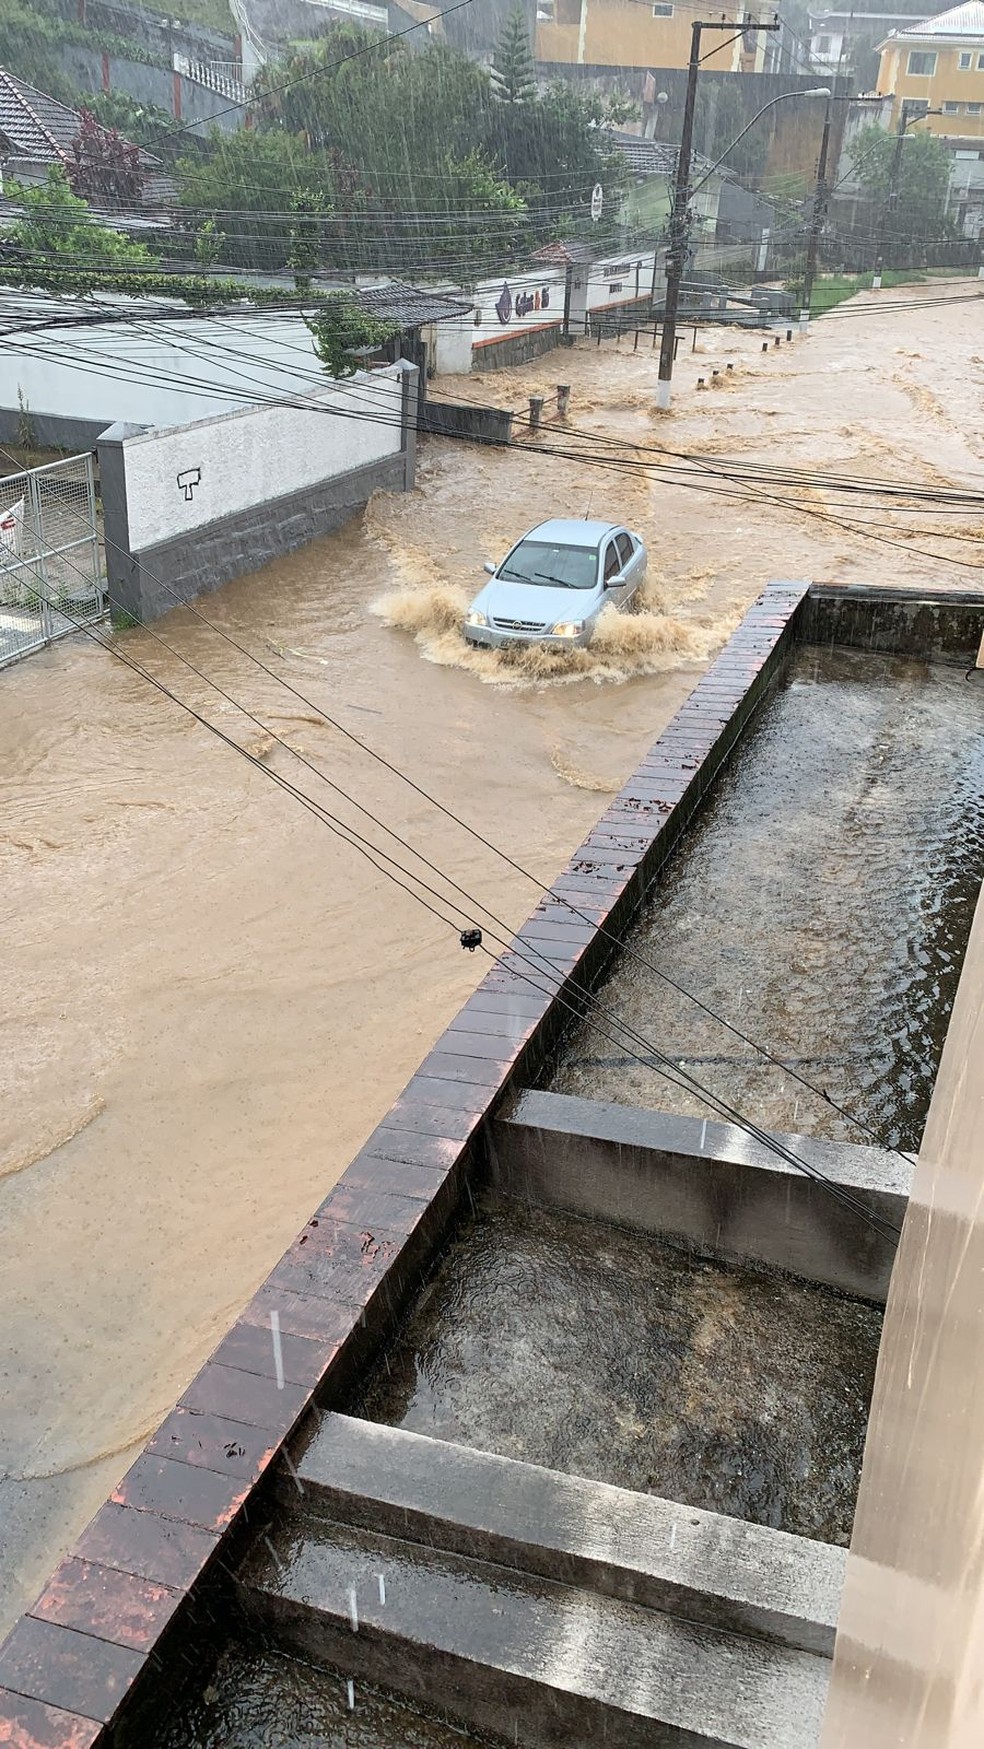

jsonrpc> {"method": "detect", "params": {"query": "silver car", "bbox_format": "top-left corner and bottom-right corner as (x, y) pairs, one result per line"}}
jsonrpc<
(463, 518), (648, 650)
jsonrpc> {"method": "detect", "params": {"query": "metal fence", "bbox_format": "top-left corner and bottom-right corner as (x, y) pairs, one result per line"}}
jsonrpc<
(0, 454), (106, 669)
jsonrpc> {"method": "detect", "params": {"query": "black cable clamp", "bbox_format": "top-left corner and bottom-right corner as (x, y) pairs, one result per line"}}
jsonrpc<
(460, 928), (483, 952)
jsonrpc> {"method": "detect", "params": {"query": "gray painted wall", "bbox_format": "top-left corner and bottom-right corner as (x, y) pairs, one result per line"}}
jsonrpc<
(56, 45), (242, 134)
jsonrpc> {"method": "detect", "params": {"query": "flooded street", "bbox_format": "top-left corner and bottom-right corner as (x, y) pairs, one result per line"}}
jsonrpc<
(1, 282), (981, 1631)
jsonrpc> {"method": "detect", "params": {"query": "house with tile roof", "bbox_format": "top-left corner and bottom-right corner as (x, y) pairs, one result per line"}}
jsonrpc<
(0, 67), (168, 208)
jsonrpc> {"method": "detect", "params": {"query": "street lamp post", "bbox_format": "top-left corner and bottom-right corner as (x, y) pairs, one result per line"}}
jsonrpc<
(655, 15), (782, 411)
(800, 101), (834, 321)
(872, 102), (943, 286)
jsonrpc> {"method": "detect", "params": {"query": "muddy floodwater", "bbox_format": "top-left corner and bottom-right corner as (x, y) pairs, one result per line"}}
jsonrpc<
(1, 283), (981, 1631)
(357, 1201), (881, 1544)
(551, 645), (984, 1151)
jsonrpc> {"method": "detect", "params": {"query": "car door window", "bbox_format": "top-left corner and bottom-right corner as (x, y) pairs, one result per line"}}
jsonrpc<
(603, 541), (621, 582)
(616, 532), (634, 569)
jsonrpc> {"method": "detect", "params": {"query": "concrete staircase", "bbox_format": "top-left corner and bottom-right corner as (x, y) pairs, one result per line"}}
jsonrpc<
(239, 1413), (843, 1748)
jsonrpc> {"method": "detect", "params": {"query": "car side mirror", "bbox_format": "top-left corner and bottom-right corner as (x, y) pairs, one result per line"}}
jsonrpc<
(483, 561), (496, 575)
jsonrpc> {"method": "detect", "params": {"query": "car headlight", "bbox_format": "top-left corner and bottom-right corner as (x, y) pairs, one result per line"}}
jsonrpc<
(552, 620), (584, 638)
(465, 610), (488, 628)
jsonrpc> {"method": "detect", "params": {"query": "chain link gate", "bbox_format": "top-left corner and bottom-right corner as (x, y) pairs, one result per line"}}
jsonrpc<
(0, 454), (105, 668)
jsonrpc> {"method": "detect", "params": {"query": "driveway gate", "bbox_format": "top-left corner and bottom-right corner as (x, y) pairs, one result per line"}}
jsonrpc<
(0, 453), (105, 669)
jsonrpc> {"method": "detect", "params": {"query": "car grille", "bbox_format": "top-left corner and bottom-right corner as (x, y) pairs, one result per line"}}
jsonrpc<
(491, 617), (549, 634)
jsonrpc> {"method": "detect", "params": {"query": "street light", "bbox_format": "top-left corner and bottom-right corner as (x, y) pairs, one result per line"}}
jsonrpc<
(655, 14), (780, 411)
(801, 93), (888, 317)
(872, 102), (944, 285)
(689, 87), (832, 199)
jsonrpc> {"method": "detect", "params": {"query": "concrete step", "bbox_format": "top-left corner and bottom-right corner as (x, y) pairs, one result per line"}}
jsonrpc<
(289, 1413), (843, 1657)
(241, 1511), (831, 1749)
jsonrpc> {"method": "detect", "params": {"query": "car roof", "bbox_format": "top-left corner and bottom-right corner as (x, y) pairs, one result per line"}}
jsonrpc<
(523, 518), (620, 548)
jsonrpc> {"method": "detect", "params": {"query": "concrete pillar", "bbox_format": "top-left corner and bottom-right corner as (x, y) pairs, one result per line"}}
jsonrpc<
(822, 888), (984, 1747)
(96, 421), (149, 624)
(399, 362), (418, 492)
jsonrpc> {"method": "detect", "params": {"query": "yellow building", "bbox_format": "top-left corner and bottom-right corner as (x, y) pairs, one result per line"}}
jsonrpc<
(877, 0), (984, 139)
(534, 0), (774, 73)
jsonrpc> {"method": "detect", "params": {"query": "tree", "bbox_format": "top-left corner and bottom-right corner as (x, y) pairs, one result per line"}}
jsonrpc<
(306, 295), (397, 377)
(176, 131), (343, 271)
(694, 81), (769, 183)
(4, 167), (159, 273)
(287, 189), (332, 289)
(69, 110), (146, 209)
(186, 23), (626, 273)
(193, 217), (225, 269)
(85, 91), (177, 157)
(851, 125), (954, 248)
(0, 0), (79, 106)
(491, 6), (536, 105)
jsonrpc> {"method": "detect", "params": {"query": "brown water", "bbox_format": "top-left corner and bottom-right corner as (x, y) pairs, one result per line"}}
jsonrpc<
(356, 1200), (881, 1545)
(550, 645), (984, 1152)
(1, 282), (979, 1634)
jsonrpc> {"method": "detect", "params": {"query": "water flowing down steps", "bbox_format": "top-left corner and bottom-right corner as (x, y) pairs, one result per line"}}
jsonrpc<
(238, 1414), (843, 1749)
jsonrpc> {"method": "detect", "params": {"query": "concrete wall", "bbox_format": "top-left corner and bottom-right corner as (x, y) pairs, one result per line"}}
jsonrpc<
(56, 42), (243, 132)
(45, 0), (237, 64)
(97, 362), (415, 621)
(442, 248), (659, 373)
(0, 311), (335, 445)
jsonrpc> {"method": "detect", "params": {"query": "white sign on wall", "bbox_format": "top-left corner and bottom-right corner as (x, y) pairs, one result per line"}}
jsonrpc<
(591, 184), (604, 223)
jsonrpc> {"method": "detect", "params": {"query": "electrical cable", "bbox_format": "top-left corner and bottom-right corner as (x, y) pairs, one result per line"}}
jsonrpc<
(0, 408), (926, 1169)
(16, 556), (903, 1241)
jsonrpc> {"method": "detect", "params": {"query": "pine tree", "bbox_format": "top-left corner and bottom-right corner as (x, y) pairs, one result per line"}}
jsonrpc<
(491, 6), (536, 105)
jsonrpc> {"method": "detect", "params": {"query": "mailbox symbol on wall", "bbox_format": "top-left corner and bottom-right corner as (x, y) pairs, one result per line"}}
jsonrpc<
(177, 467), (202, 502)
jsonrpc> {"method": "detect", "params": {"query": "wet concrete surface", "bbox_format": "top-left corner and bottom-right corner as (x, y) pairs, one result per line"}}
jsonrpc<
(144, 1636), (507, 1749)
(356, 1201), (882, 1546)
(550, 645), (984, 1152)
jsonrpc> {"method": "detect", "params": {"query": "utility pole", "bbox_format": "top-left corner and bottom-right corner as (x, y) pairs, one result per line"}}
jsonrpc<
(656, 15), (780, 410)
(800, 101), (833, 323)
(873, 102), (942, 287)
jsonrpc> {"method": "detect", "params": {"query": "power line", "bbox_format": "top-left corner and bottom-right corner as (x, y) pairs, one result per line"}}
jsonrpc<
(0, 387), (926, 1168)
(18, 548), (902, 1242)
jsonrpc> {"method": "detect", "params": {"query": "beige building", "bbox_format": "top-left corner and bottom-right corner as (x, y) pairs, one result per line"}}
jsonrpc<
(535, 0), (776, 73)
(876, 0), (984, 138)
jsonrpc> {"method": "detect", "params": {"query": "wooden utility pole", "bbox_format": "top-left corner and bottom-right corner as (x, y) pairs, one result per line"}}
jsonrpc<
(801, 101), (833, 319)
(656, 14), (780, 410)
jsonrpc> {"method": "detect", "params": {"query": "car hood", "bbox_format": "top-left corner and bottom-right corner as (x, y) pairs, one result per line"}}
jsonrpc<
(471, 578), (599, 626)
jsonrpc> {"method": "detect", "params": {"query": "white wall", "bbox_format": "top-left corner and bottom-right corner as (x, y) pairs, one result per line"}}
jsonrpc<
(436, 247), (659, 372)
(0, 306), (335, 433)
(117, 365), (405, 551)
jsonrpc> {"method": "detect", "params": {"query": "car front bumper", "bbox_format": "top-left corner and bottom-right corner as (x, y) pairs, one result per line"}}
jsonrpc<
(463, 623), (594, 651)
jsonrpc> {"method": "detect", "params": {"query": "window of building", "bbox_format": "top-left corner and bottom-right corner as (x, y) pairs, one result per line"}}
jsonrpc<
(907, 50), (937, 74)
(967, 101), (982, 113)
(978, 51), (984, 68)
(652, 3), (674, 14)
(959, 51), (973, 68)
(816, 34), (832, 52)
(943, 100), (961, 112)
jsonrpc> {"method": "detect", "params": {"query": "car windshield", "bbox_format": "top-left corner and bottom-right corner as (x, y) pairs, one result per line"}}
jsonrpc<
(499, 539), (599, 590)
